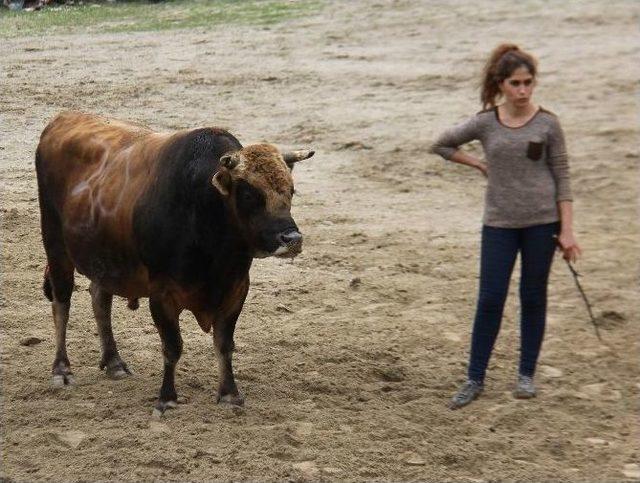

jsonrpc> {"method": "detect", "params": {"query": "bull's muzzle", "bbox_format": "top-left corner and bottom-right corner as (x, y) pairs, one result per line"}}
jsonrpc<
(275, 228), (303, 258)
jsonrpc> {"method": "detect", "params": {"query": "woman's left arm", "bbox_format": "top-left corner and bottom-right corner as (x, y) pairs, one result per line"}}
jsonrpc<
(548, 117), (581, 262)
(557, 200), (582, 262)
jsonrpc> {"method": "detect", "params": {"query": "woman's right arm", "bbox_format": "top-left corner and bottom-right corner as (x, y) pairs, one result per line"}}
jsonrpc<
(448, 150), (487, 177)
(430, 115), (487, 176)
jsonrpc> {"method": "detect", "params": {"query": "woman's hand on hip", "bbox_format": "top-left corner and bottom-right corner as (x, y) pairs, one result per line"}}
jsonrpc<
(448, 150), (488, 178)
(475, 161), (488, 178)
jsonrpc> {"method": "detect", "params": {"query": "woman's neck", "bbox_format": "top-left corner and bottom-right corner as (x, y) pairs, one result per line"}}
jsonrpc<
(501, 101), (537, 119)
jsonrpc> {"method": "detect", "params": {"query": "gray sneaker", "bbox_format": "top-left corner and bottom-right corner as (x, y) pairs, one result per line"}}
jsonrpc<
(513, 374), (536, 399)
(449, 380), (484, 409)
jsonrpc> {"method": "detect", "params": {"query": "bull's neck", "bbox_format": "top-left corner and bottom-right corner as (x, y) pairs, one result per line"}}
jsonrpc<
(194, 204), (253, 276)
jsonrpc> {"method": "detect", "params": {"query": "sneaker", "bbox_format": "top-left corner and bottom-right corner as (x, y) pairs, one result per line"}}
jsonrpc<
(513, 374), (536, 399)
(449, 380), (484, 409)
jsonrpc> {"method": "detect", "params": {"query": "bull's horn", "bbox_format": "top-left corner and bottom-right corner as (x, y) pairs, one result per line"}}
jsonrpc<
(220, 152), (240, 169)
(282, 150), (315, 165)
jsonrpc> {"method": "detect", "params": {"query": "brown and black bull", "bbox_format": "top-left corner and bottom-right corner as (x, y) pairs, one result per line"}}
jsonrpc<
(35, 111), (314, 414)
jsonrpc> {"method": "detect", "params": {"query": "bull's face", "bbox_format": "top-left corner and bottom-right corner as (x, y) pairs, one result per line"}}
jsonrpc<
(211, 143), (314, 259)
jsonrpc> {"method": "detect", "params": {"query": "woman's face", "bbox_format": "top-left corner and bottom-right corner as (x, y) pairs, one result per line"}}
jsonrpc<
(499, 66), (535, 107)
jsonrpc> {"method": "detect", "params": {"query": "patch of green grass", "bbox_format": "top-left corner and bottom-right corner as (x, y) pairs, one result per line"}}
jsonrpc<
(0, 0), (323, 37)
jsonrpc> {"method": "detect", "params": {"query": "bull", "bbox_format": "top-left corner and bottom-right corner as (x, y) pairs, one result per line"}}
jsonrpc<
(35, 111), (314, 414)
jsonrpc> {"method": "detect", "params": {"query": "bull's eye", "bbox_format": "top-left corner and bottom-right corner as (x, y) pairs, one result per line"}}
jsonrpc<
(241, 189), (254, 203)
(235, 180), (265, 215)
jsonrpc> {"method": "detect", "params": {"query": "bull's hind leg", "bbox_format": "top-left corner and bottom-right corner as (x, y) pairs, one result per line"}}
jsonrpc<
(149, 297), (183, 415)
(41, 228), (76, 386)
(38, 150), (78, 387)
(38, 160), (76, 386)
(89, 282), (132, 379)
(46, 258), (75, 387)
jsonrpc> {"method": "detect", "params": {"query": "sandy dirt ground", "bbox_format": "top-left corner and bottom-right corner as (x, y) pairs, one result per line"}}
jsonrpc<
(2, 1), (639, 480)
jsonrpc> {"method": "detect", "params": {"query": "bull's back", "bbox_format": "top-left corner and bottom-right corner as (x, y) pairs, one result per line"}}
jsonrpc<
(36, 112), (167, 297)
(38, 111), (151, 178)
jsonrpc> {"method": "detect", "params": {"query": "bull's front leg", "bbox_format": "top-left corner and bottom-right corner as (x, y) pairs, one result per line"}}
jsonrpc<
(213, 310), (244, 406)
(149, 297), (183, 415)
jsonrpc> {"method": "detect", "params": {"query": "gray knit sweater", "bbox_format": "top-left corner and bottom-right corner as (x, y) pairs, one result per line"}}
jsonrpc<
(431, 107), (572, 228)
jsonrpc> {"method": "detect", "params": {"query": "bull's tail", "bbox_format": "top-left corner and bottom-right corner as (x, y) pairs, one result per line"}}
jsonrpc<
(43, 265), (53, 301)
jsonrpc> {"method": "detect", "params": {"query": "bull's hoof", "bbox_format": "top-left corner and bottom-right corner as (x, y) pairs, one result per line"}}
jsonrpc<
(51, 373), (75, 388)
(106, 361), (132, 379)
(52, 362), (74, 388)
(100, 357), (132, 380)
(152, 399), (178, 418)
(217, 393), (245, 407)
(108, 367), (131, 379)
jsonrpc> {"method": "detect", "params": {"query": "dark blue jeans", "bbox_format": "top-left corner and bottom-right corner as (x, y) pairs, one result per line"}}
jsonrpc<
(468, 222), (560, 383)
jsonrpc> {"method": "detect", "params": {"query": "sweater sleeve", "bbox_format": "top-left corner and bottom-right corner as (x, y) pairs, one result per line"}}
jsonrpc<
(430, 115), (481, 160)
(547, 117), (573, 202)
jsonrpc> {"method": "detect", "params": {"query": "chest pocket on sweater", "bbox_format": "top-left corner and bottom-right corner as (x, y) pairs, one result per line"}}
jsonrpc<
(526, 140), (545, 161)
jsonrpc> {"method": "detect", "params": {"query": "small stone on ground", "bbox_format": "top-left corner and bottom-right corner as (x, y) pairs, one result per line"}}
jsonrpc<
(540, 365), (563, 378)
(55, 430), (87, 449)
(585, 437), (608, 445)
(403, 452), (426, 466)
(293, 461), (319, 477)
(622, 463), (640, 479)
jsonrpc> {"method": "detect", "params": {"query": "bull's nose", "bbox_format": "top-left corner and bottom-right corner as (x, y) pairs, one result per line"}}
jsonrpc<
(278, 230), (303, 246)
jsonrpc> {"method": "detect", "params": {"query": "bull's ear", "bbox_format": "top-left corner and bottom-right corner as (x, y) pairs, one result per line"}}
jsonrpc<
(219, 152), (240, 170)
(282, 149), (315, 169)
(211, 170), (232, 196)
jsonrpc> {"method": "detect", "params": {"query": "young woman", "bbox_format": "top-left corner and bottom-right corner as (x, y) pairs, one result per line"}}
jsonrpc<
(430, 44), (581, 409)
